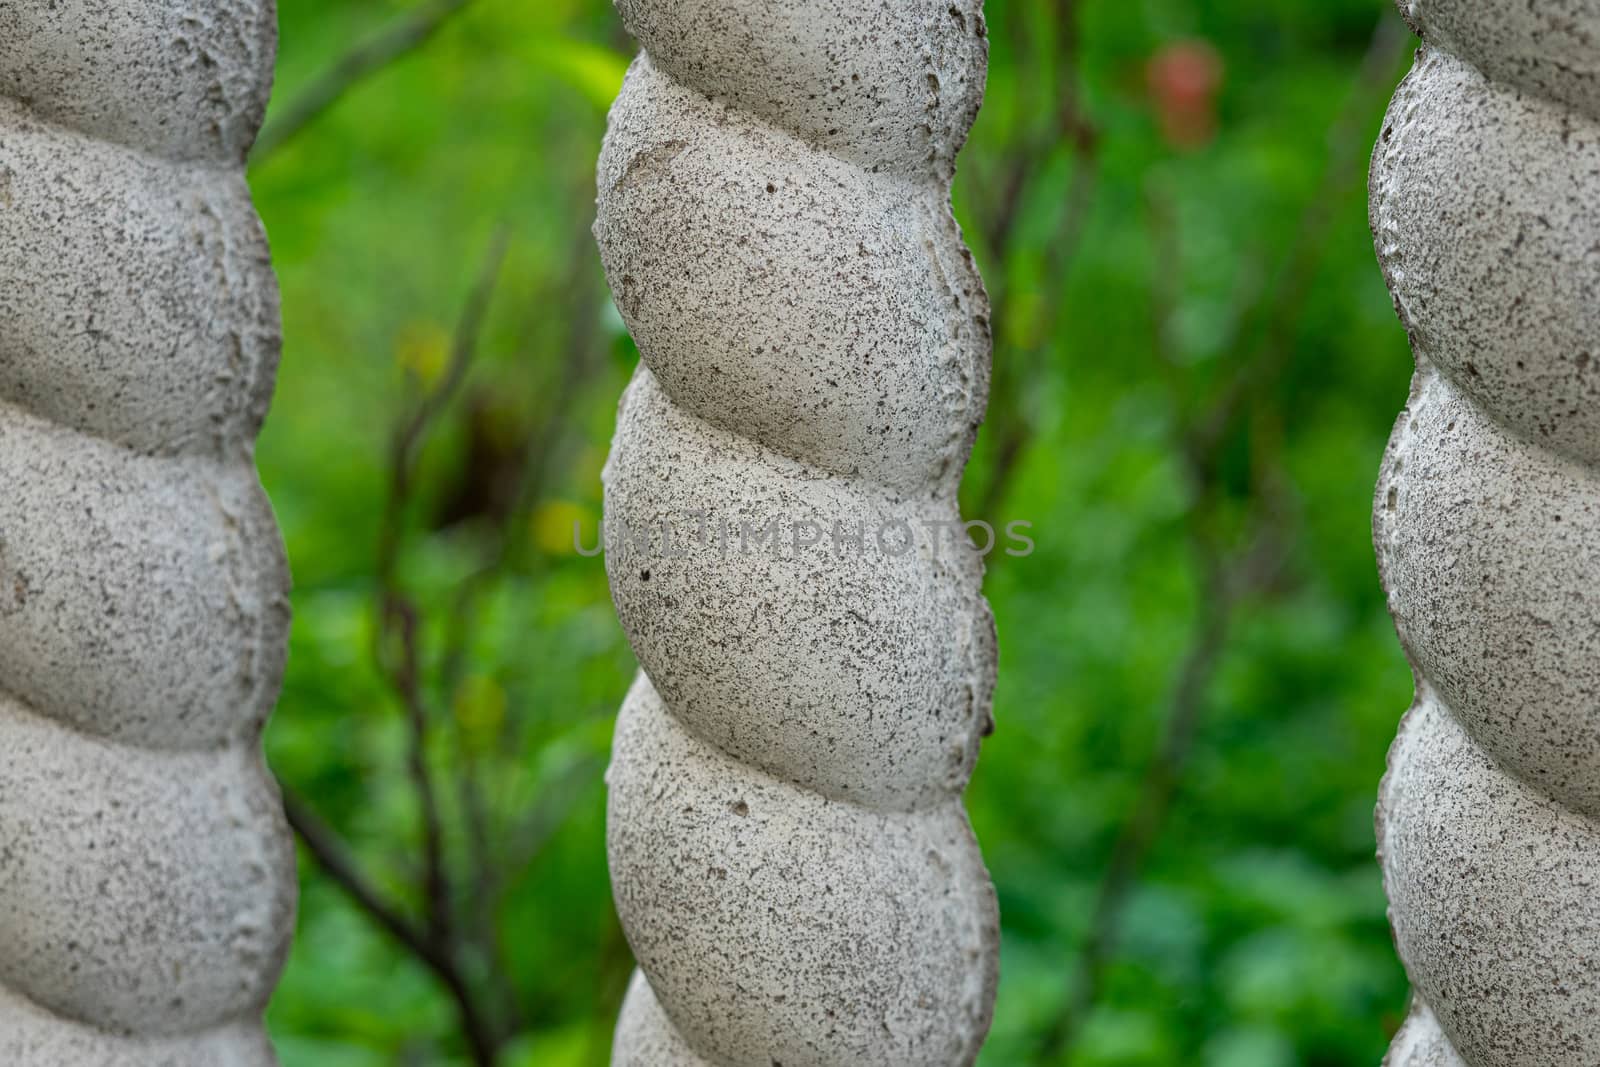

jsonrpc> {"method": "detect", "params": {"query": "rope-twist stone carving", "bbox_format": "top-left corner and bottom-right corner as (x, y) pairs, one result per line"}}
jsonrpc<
(0, 2), (295, 1062)
(594, 2), (1001, 1063)
(1371, 1), (1600, 1062)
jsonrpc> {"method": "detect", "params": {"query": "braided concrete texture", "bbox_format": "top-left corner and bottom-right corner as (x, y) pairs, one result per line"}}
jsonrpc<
(0, 2), (296, 1063)
(1371, 2), (1600, 1064)
(593, 2), (1001, 1064)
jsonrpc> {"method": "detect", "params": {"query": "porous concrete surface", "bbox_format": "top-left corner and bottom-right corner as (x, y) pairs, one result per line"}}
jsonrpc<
(0, 0), (278, 163)
(613, 0), (987, 180)
(608, 678), (998, 1067)
(612, 972), (716, 1067)
(596, 56), (989, 499)
(0, 986), (276, 1067)
(0, 100), (283, 457)
(1372, 2), (1600, 1063)
(1373, 49), (1600, 469)
(596, 2), (999, 1063)
(1380, 698), (1600, 1064)
(604, 371), (995, 813)
(0, 2), (294, 1062)
(1376, 372), (1600, 818)
(1394, 0), (1600, 123)
(1385, 1002), (1469, 1067)
(0, 409), (289, 749)
(0, 698), (295, 1035)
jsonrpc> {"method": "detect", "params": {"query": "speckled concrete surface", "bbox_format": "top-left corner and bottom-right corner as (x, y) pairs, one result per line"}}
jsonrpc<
(614, 0), (986, 181)
(1393, 0), (1600, 123)
(609, 679), (997, 1065)
(1380, 698), (1600, 1064)
(596, 56), (989, 500)
(1371, 2), (1600, 1064)
(604, 371), (994, 813)
(1376, 372), (1600, 818)
(1385, 1002), (1470, 1067)
(612, 972), (716, 1067)
(1374, 48), (1600, 469)
(595, 2), (999, 1063)
(0, 0), (277, 163)
(0, 2), (294, 1062)
(0, 100), (282, 457)
(0, 985), (278, 1067)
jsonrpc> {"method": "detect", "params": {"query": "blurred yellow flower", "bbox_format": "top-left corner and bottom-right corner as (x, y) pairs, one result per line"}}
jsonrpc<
(532, 500), (596, 555)
(395, 321), (451, 386)
(453, 675), (507, 755)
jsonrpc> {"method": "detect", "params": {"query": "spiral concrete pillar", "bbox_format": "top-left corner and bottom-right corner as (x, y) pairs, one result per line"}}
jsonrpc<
(0, 3), (296, 1063)
(593, 2), (1000, 1064)
(1370, 2), (1600, 1063)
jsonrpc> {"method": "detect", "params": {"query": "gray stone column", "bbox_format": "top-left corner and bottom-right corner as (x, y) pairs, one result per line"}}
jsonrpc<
(0, 3), (296, 1063)
(593, 2), (1001, 1064)
(1371, 1), (1600, 1063)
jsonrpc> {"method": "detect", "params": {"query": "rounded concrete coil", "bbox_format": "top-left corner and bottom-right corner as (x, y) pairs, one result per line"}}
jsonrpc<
(593, 2), (1001, 1064)
(1371, 1), (1600, 1063)
(0, 3), (295, 1063)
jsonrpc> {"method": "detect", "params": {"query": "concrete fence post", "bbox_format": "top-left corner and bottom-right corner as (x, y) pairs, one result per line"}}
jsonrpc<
(593, 2), (1002, 1063)
(1371, 1), (1600, 1063)
(0, 3), (296, 1062)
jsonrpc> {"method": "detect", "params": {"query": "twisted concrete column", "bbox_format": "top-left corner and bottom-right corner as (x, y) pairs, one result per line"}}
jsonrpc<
(594, 2), (1000, 1063)
(1370, 2), (1600, 1063)
(0, 4), (295, 1063)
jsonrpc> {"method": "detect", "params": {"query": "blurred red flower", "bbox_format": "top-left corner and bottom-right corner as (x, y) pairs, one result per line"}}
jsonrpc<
(1147, 40), (1225, 150)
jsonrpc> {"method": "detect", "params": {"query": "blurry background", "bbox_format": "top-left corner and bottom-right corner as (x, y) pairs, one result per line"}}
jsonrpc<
(253, 0), (1420, 1063)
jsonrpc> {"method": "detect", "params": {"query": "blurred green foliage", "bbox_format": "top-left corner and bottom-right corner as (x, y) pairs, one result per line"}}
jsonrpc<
(252, 0), (1420, 1063)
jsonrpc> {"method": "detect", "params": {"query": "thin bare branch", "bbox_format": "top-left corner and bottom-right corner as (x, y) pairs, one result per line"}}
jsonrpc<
(1036, 16), (1411, 1061)
(970, 0), (1101, 522)
(380, 226), (514, 581)
(283, 787), (431, 961)
(436, 216), (610, 1035)
(253, 0), (485, 163)
(282, 788), (501, 1066)
(367, 228), (511, 1065)
(375, 226), (510, 948)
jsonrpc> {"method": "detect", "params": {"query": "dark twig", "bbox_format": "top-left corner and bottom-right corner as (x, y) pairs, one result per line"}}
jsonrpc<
(272, 232), (512, 1063)
(283, 788), (432, 967)
(282, 788), (501, 1066)
(1035, 16), (1411, 1061)
(1036, 480), (1294, 1061)
(971, 0), (1101, 522)
(358, 228), (511, 1065)
(434, 219), (609, 1035)
(435, 221), (605, 699)
(1036, 183), (1297, 1064)
(1187, 13), (1413, 462)
(375, 226), (510, 949)
(253, 0), (485, 162)
(381, 228), (513, 570)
